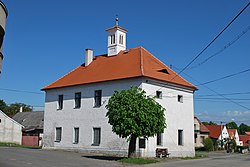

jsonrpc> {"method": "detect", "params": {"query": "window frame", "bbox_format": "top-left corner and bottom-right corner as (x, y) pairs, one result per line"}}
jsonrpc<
(73, 127), (79, 144)
(94, 90), (102, 107)
(110, 34), (115, 44)
(156, 91), (162, 99)
(178, 129), (183, 146)
(157, 133), (163, 146)
(58, 94), (63, 110)
(119, 34), (123, 44)
(74, 92), (81, 109)
(178, 95), (183, 103)
(55, 127), (62, 142)
(92, 127), (101, 146)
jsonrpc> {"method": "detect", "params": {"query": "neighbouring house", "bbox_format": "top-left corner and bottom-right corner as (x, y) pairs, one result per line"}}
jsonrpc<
(239, 132), (250, 150)
(13, 111), (44, 147)
(0, 110), (22, 144)
(0, 0), (8, 74)
(205, 125), (229, 148)
(42, 19), (197, 157)
(227, 129), (242, 146)
(194, 116), (210, 148)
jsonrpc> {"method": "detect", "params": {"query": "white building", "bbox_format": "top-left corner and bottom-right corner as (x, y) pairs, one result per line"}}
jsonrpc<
(42, 20), (197, 157)
(0, 110), (22, 144)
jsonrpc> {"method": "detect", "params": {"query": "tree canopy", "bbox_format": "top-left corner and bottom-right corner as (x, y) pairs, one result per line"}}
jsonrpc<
(226, 121), (238, 130)
(106, 87), (166, 157)
(239, 123), (250, 135)
(202, 121), (217, 125)
(0, 99), (32, 117)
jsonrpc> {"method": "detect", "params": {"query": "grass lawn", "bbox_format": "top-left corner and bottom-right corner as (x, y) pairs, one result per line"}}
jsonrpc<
(0, 142), (41, 149)
(118, 157), (159, 164)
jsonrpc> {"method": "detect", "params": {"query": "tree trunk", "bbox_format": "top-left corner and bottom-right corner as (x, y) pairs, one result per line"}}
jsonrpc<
(128, 134), (137, 158)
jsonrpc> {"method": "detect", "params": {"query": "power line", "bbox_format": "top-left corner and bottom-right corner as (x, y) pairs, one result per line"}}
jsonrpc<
(171, 2), (250, 81)
(196, 91), (250, 97)
(187, 25), (250, 70)
(0, 88), (44, 95)
(171, 66), (250, 111)
(197, 68), (250, 86)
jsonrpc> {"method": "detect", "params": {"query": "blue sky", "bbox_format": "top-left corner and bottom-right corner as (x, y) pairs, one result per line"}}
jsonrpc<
(0, 0), (250, 125)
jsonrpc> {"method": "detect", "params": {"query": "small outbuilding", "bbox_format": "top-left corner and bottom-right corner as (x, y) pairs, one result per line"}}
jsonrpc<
(0, 110), (22, 144)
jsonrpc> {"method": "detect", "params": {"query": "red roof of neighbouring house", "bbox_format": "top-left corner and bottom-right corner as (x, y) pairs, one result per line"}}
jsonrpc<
(205, 125), (224, 139)
(194, 116), (210, 133)
(42, 47), (197, 90)
(228, 129), (237, 138)
(239, 135), (250, 146)
(245, 132), (250, 135)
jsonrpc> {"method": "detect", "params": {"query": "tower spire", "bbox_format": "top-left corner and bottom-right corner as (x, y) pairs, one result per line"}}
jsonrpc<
(115, 15), (118, 26)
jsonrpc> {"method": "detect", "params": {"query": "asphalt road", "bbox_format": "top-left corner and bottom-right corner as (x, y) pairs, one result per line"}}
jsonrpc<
(0, 147), (249, 167)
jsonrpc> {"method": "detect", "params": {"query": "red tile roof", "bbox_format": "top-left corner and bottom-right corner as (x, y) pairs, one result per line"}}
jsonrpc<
(227, 129), (237, 138)
(205, 125), (224, 139)
(194, 116), (210, 133)
(245, 132), (250, 135)
(239, 135), (250, 146)
(42, 47), (197, 90)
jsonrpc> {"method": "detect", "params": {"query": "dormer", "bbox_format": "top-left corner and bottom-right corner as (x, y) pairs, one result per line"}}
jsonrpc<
(106, 17), (128, 56)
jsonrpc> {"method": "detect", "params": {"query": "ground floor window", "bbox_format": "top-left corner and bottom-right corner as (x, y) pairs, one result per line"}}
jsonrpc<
(178, 129), (183, 146)
(93, 127), (101, 146)
(55, 127), (62, 142)
(74, 127), (79, 144)
(157, 133), (163, 146)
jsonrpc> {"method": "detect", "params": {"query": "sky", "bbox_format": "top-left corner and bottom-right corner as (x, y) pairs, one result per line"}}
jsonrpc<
(0, 0), (249, 125)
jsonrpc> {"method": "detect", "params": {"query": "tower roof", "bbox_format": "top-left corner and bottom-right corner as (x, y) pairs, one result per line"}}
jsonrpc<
(42, 47), (197, 91)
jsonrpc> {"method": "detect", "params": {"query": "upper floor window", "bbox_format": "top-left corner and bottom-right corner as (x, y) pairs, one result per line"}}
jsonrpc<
(156, 91), (162, 99)
(119, 34), (123, 44)
(94, 90), (102, 107)
(74, 92), (81, 108)
(110, 34), (115, 44)
(58, 95), (63, 110)
(178, 95), (183, 103)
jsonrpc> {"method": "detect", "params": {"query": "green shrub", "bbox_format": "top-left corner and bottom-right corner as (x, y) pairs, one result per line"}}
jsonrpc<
(203, 138), (214, 152)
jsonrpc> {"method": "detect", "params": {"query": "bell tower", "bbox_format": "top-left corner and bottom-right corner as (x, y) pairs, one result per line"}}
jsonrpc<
(106, 17), (128, 56)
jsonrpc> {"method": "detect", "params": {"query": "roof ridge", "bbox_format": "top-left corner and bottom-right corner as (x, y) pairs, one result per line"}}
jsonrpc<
(139, 47), (144, 75)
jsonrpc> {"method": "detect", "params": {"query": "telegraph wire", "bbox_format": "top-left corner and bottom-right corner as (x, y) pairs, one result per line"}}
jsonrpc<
(171, 2), (250, 81)
(171, 66), (250, 111)
(197, 68), (250, 86)
(187, 25), (250, 70)
(0, 88), (44, 95)
(197, 91), (250, 97)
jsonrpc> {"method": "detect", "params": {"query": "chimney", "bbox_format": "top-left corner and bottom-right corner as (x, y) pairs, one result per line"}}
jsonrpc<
(85, 49), (93, 66)
(20, 106), (23, 113)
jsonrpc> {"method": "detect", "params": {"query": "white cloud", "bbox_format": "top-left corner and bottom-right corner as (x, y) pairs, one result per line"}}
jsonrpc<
(195, 110), (250, 125)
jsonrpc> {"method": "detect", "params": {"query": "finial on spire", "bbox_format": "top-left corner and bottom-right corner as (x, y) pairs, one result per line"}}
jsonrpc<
(115, 15), (118, 26)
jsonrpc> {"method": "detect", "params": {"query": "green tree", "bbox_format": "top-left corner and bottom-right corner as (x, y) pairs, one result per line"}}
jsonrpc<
(203, 138), (214, 151)
(106, 87), (166, 157)
(226, 121), (238, 130)
(5, 103), (32, 117)
(202, 121), (217, 125)
(239, 123), (250, 135)
(0, 99), (8, 112)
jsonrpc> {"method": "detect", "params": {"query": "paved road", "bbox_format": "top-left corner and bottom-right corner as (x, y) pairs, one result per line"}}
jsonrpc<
(0, 147), (249, 167)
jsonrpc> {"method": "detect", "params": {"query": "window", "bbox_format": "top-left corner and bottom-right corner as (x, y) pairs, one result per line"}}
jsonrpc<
(156, 91), (162, 99)
(93, 128), (101, 146)
(178, 95), (183, 103)
(110, 34), (115, 44)
(119, 34), (123, 44)
(157, 133), (163, 146)
(58, 95), (63, 110)
(139, 138), (146, 148)
(55, 127), (62, 142)
(73, 127), (79, 144)
(94, 90), (102, 107)
(178, 130), (183, 146)
(74, 92), (81, 108)
(194, 133), (197, 143)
